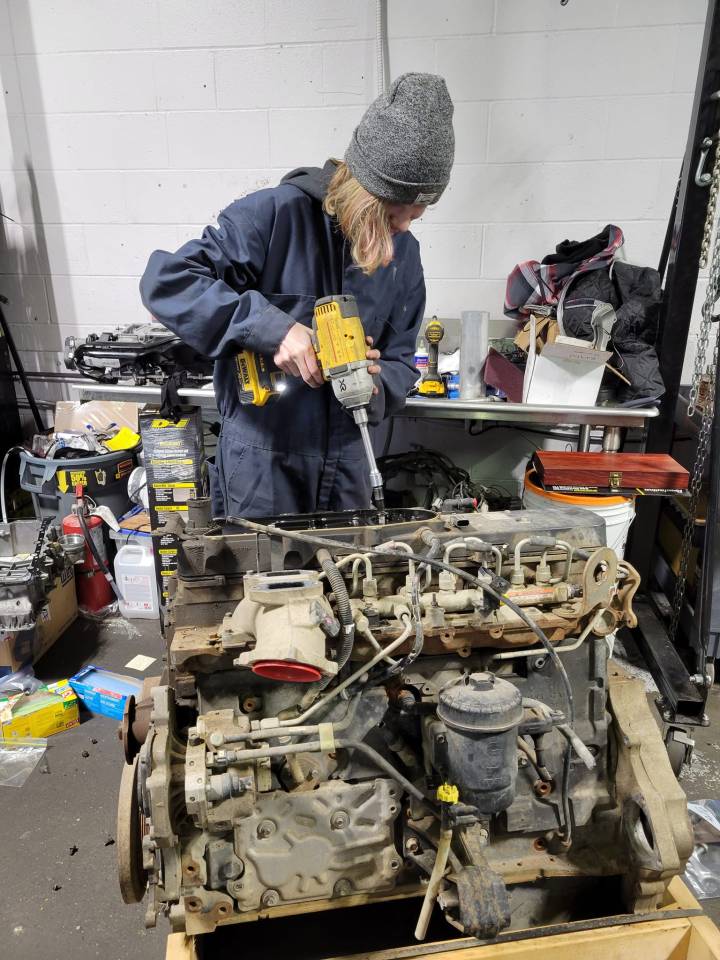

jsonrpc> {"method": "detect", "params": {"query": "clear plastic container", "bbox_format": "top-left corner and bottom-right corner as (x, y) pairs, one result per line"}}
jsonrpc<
(459, 310), (489, 400)
(114, 543), (159, 620)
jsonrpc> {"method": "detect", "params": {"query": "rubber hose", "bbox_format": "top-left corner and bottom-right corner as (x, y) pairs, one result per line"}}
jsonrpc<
(317, 548), (355, 669)
(78, 510), (124, 604)
(1, 445), (25, 523)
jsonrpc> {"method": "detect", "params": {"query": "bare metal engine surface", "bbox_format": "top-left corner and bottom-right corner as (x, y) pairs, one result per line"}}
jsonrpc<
(233, 778), (401, 910)
(119, 504), (692, 937)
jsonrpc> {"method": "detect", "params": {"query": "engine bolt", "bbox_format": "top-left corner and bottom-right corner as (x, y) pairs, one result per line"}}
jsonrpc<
(334, 879), (352, 897)
(404, 837), (419, 854)
(257, 820), (276, 839)
(209, 731), (224, 748)
(241, 697), (258, 713)
(261, 889), (280, 907)
(533, 780), (552, 798)
(330, 811), (349, 830)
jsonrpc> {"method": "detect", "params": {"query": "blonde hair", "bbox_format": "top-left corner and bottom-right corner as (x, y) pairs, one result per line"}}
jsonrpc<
(324, 162), (394, 276)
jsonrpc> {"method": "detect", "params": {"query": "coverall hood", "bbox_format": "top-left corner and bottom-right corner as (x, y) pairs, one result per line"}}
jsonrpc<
(280, 160), (337, 201)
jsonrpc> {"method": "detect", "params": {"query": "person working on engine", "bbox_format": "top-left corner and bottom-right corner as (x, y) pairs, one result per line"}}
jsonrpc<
(140, 73), (455, 517)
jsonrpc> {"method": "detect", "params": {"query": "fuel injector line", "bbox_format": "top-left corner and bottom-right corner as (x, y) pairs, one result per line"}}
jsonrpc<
(227, 514), (575, 725)
(228, 515), (578, 842)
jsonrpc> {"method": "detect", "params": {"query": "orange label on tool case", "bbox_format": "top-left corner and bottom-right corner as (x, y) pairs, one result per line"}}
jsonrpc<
(115, 459), (134, 480)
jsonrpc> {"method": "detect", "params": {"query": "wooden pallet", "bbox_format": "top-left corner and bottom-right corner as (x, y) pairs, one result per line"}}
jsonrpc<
(165, 877), (720, 960)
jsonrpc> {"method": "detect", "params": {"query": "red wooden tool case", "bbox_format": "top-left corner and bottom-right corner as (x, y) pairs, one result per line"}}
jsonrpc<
(531, 451), (690, 496)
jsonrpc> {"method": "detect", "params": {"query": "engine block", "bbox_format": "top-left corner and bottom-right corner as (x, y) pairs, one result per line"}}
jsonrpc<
(118, 503), (692, 938)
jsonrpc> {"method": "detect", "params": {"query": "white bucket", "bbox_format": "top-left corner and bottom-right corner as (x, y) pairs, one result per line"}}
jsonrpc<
(115, 543), (160, 620)
(523, 470), (635, 558)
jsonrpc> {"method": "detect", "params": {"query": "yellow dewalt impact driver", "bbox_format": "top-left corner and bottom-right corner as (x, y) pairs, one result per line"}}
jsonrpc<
(235, 294), (386, 517)
(418, 318), (445, 396)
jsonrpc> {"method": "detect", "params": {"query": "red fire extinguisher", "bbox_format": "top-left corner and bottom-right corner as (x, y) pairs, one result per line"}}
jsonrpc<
(62, 484), (114, 612)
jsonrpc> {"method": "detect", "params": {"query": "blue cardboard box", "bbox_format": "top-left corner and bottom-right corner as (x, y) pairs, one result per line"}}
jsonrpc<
(69, 665), (142, 720)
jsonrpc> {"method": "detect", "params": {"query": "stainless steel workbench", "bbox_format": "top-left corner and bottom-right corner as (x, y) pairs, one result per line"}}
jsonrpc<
(69, 381), (659, 431)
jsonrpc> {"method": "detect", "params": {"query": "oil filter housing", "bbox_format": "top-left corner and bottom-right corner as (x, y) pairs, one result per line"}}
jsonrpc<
(438, 672), (524, 814)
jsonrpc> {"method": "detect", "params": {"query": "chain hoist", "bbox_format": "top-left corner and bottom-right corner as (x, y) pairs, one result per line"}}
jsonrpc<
(700, 136), (720, 270)
(670, 136), (720, 642)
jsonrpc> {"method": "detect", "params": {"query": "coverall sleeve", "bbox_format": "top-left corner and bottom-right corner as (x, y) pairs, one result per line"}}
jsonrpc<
(369, 254), (426, 423)
(139, 203), (294, 359)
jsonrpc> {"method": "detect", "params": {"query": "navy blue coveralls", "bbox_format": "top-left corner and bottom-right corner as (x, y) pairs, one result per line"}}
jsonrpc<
(140, 161), (426, 518)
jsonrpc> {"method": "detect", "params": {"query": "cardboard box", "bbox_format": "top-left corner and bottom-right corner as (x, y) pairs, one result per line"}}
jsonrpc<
(0, 568), (78, 674)
(522, 319), (610, 407)
(139, 407), (207, 603)
(69, 665), (142, 720)
(54, 400), (140, 433)
(514, 314), (559, 353)
(0, 679), (80, 739)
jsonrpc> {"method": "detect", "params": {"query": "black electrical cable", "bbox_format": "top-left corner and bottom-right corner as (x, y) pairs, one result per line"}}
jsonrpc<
(379, 449), (481, 504)
(335, 739), (435, 809)
(560, 747), (573, 845)
(227, 515), (574, 725)
(316, 548), (355, 669)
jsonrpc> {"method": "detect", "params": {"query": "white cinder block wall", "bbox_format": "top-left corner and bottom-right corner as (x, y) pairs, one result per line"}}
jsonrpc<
(0, 0), (708, 419)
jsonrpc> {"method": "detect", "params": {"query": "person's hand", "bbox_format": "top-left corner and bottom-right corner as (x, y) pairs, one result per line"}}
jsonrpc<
(274, 323), (324, 387)
(366, 336), (381, 396)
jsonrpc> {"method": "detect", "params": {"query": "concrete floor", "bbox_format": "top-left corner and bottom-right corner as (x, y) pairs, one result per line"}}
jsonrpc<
(3, 615), (165, 960)
(3, 615), (720, 959)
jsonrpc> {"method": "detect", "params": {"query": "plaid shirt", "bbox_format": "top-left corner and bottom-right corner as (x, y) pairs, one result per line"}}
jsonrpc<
(504, 225), (624, 320)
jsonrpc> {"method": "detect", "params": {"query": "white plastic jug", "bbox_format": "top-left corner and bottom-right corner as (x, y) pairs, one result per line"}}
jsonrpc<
(114, 543), (160, 620)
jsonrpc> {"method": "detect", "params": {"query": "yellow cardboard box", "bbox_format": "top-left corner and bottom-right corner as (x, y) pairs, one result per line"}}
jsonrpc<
(0, 679), (80, 739)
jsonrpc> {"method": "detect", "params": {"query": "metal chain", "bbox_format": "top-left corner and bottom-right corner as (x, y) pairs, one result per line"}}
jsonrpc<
(670, 147), (720, 641)
(700, 138), (720, 270)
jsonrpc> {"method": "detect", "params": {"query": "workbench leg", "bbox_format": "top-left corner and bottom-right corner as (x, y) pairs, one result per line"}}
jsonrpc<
(602, 425), (623, 452)
(578, 424), (592, 451)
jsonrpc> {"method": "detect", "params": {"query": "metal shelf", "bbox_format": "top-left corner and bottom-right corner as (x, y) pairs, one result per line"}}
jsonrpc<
(70, 381), (659, 429)
(402, 396), (659, 427)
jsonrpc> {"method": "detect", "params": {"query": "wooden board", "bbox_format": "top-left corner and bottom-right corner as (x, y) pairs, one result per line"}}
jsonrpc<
(166, 933), (198, 960)
(165, 879), (720, 960)
(532, 452), (690, 495)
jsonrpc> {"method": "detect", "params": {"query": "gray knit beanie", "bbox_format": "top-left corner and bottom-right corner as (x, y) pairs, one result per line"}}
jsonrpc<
(345, 73), (454, 205)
